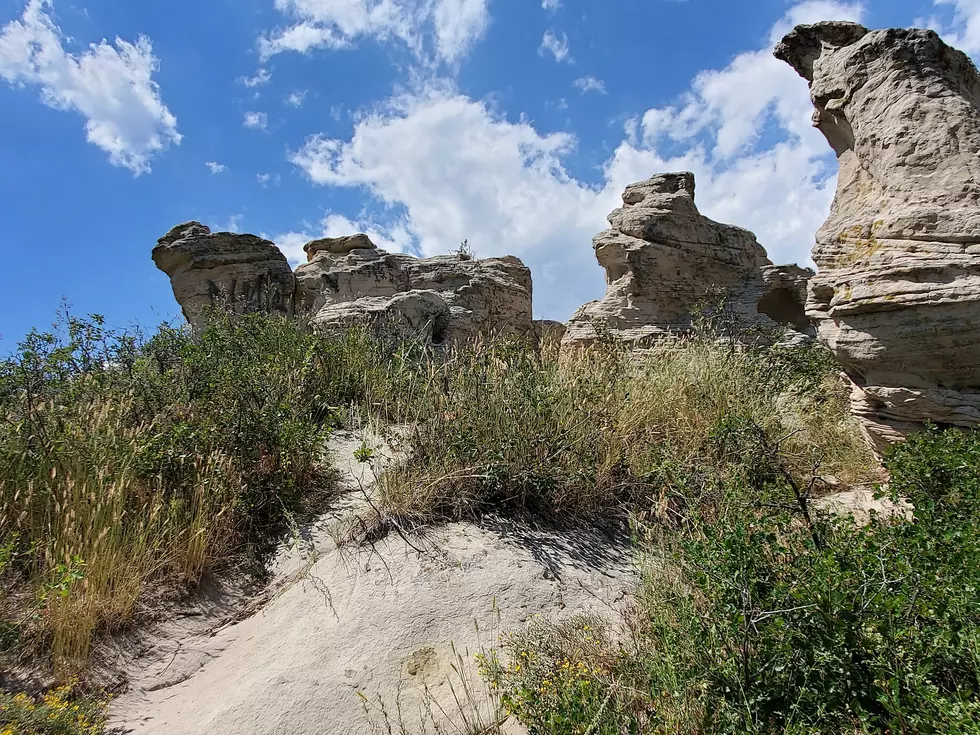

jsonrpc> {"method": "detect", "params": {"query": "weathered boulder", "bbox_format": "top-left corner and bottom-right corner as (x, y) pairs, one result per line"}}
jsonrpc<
(153, 222), (295, 325)
(533, 319), (568, 346)
(563, 173), (814, 346)
(294, 236), (534, 344)
(776, 22), (980, 451)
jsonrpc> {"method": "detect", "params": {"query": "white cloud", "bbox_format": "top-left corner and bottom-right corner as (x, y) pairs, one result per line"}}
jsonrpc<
(639, 0), (865, 160)
(273, 213), (415, 266)
(239, 68), (272, 87)
(610, 0), (867, 267)
(286, 90), (308, 107)
(542, 0), (561, 11)
(539, 30), (570, 63)
(259, 0), (489, 65)
(290, 86), (609, 319)
(257, 173), (272, 186)
(573, 75), (605, 94)
(0, 0), (180, 174)
(244, 111), (269, 130)
(433, 0), (490, 63)
(287, 1), (870, 320)
(927, 0), (980, 55)
(206, 161), (228, 174)
(219, 214), (244, 233)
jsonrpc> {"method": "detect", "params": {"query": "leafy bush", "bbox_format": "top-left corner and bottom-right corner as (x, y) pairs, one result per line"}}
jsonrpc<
(486, 427), (980, 734)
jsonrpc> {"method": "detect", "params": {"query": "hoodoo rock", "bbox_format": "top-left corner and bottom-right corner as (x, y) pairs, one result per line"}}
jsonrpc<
(153, 225), (534, 344)
(776, 22), (980, 450)
(563, 172), (814, 346)
(153, 222), (295, 325)
(294, 236), (533, 344)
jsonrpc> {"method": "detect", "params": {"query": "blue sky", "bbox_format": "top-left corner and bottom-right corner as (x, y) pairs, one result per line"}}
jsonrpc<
(1, 0), (978, 348)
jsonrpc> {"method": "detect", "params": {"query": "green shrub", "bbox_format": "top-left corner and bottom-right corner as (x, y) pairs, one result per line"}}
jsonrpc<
(0, 310), (399, 675)
(487, 427), (980, 734)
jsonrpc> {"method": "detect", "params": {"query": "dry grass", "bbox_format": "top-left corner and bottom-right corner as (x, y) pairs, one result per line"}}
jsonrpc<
(374, 334), (876, 527)
(0, 313), (377, 679)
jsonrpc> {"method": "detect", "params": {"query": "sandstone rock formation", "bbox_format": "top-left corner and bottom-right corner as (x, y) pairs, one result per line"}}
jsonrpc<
(294, 236), (533, 344)
(775, 22), (980, 450)
(534, 319), (568, 346)
(153, 226), (534, 344)
(563, 173), (815, 346)
(153, 222), (295, 325)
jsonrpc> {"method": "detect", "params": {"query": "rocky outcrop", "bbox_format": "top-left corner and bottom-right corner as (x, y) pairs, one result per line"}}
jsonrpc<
(153, 222), (295, 325)
(294, 237), (533, 344)
(775, 22), (980, 451)
(153, 225), (534, 344)
(534, 320), (568, 346)
(563, 173), (814, 346)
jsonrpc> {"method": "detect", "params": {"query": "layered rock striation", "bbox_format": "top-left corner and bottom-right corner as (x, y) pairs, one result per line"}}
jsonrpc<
(776, 22), (980, 450)
(564, 172), (814, 346)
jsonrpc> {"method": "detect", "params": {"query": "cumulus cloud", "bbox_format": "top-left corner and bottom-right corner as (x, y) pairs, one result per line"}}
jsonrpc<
(542, 0), (561, 11)
(539, 30), (570, 62)
(290, 86), (609, 318)
(0, 0), (180, 174)
(433, 0), (490, 62)
(205, 161), (228, 174)
(273, 213), (415, 266)
(244, 111), (269, 130)
(573, 75), (605, 94)
(286, 1), (869, 319)
(639, 0), (865, 160)
(259, 0), (489, 65)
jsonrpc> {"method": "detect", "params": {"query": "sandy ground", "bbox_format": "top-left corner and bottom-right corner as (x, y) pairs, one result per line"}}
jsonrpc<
(107, 431), (636, 735)
(106, 431), (906, 734)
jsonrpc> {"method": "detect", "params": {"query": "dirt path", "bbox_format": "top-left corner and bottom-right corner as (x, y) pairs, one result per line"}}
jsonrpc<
(108, 431), (635, 735)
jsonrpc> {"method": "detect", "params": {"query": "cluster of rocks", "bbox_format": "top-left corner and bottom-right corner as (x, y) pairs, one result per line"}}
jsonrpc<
(562, 172), (814, 346)
(155, 190), (808, 351)
(153, 225), (534, 345)
(153, 21), (980, 453)
(776, 21), (980, 450)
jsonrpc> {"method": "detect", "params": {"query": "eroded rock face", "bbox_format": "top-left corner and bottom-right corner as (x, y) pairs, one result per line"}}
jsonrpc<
(534, 320), (568, 346)
(776, 22), (980, 450)
(153, 226), (534, 344)
(564, 173), (814, 346)
(153, 222), (295, 325)
(294, 237), (534, 344)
